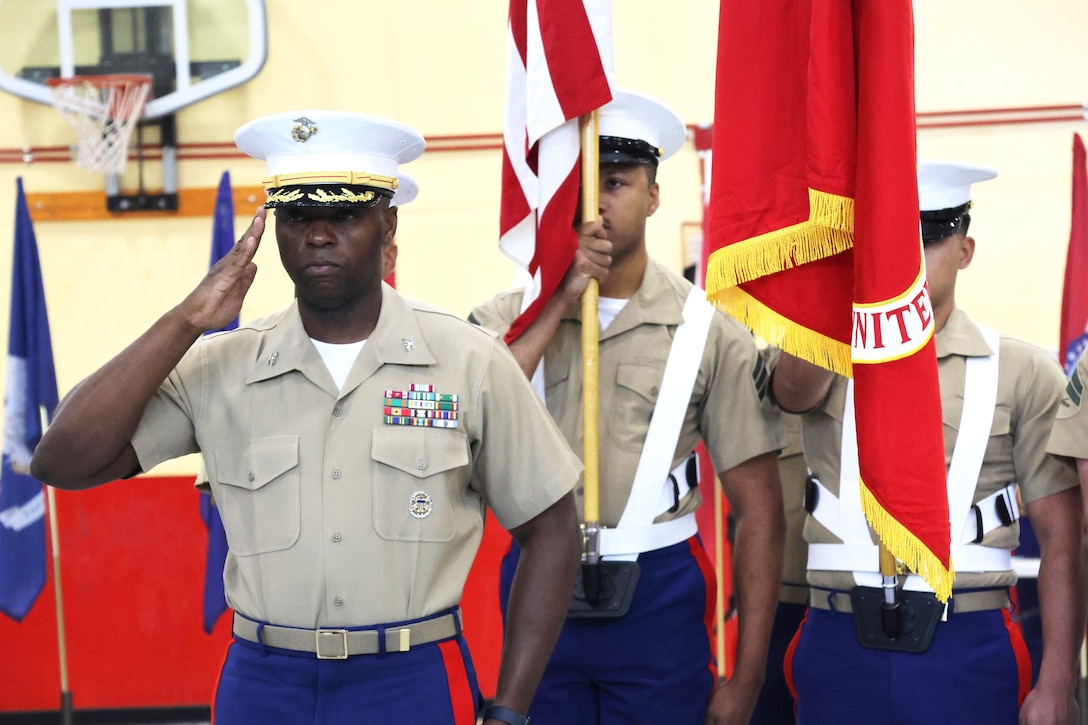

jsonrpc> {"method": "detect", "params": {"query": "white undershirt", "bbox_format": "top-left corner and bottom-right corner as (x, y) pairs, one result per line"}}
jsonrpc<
(310, 338), (366, 390)
(597, 296), (628, 331)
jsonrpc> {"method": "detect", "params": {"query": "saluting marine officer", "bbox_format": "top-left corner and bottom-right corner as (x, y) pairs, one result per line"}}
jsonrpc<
(31, 110), (583, 725)
(471, 89), (786, 725)
(771, 160), (1085, 724)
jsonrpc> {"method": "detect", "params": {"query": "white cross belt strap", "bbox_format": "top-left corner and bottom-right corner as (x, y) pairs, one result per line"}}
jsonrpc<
(608, 286), (715, 562)
(807, 542), (1013, 579)
(599, 512), (699, 559)
(806, 478), (1019, 549)
(825, 323), (1003, 588)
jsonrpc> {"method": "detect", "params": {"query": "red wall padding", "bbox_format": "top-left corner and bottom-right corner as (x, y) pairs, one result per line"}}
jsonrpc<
(0, 476), (508, 712)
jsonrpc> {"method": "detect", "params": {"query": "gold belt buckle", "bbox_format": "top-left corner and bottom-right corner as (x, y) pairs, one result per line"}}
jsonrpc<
(315, 629), (349, 659)
(392, 627), (411, 653)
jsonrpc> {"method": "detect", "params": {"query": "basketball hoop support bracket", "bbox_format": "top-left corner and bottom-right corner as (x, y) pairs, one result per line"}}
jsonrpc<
(106, 113), (179, 213)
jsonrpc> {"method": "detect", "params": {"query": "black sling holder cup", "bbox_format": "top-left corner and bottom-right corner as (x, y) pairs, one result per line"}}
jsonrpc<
(566, 561), (640, 619)
(849, 586), (943, 653)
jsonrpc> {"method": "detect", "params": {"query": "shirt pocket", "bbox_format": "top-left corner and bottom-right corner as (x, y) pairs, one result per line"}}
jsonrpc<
(942, 400), (1013, 467)
(213, 436), (301, 557)
(612, 363), (661, 453)
(371, 428), (471, 542)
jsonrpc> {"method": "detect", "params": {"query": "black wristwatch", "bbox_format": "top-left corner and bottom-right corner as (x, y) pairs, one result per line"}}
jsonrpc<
(482, 704), (531, 725)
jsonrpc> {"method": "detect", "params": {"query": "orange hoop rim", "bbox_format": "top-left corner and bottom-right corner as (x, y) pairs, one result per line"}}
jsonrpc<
(45, 73), (153, 89)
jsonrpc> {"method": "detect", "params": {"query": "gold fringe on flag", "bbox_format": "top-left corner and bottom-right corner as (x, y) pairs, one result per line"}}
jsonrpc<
(712, 285), (853, 377)
(705, 188), (855, 294)
(860, 478), (955, 602)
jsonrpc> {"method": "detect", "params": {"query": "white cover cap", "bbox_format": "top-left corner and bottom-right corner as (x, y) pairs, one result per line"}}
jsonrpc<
(234, 110), (425, 205)
(598, 89), (687, 162)
(917, 158), (998, 212)
(390, 172), (417, 207)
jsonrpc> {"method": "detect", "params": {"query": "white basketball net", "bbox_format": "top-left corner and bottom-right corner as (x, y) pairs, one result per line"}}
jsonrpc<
(48, 75), (151, 175)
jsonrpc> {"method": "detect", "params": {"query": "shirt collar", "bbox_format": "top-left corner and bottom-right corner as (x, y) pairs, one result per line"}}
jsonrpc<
(935, 306), (996, 359)
(561, 260), (686, 338)
(245, 284), (436, 390)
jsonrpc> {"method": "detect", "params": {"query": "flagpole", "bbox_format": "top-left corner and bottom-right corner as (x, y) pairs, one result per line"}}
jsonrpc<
(579, 110), (602, 587)
(713, 475), (726, 676)
(42, 408), (73, 725)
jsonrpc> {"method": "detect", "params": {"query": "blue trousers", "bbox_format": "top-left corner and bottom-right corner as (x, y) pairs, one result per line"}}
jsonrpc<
(501, 537), (718, 725)
(212, 618), (481, 724)
(787, 605), (1030, 725)
(749, 600), (806, 724)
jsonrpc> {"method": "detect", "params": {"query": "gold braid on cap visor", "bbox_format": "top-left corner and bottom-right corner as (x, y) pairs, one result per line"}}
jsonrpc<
(263, 171), (399, 207)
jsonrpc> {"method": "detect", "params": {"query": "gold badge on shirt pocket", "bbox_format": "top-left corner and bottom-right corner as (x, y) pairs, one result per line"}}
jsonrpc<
(383, 383), (459, 428)
(409, 491), (433, 519)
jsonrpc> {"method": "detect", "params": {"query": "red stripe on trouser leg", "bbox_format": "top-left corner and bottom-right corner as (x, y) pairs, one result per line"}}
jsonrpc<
(209, 640), (235, 725)
(687, 536), (719, 685)
(439, 639), (476, 725)
(783, 608), (807, 708)
(1001, 607), (1033, 706)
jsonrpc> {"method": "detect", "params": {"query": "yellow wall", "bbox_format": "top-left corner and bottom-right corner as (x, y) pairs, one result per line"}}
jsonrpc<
(0, 0), (1086, 476)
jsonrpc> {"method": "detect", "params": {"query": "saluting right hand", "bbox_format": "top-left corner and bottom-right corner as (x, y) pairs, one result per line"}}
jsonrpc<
(177, 207), (265, 332)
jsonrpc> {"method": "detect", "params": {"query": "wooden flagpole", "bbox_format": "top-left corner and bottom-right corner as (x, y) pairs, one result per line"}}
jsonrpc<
(580, 110), (602, 567)
(42, 407), (73, 725)
(713, 475), (727, 676)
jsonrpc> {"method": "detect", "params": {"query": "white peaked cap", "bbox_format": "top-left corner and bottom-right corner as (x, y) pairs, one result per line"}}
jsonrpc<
(598, 89), (687, 162)
(917, 158), (998, 212)
(390, 172), (418, 207)
(235, 110), (425, 205)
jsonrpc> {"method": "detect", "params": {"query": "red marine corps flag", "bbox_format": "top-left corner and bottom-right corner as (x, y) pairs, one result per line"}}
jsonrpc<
(706, 0), (952, 599)
(499, 0), (614, 343)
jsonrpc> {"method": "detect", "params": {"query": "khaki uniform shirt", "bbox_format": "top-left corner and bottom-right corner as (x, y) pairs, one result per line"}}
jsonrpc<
(800, 307), (1076, 595)
(470, 259), (785, 527)
(1046, 347), (1088, 459)
(777, 412), (810, 604)
(132, 284), (581, 628)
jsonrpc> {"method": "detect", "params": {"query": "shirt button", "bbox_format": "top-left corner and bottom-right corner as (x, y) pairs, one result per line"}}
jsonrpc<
(334, 595), (344, 607)
(576, 487), (584, 496)
(331, 468), (342, 480)
(247, 471), (255, 482)
(333, 407), (343, 417)
(331, 531), (342, 543)
(416, 457), (426, 471)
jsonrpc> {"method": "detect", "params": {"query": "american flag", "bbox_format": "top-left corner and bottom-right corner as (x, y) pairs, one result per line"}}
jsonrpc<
(499, 0), (614, 343)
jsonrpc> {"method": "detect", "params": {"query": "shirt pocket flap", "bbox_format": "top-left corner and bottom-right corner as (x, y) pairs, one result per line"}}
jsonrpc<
(616, 363), (661, 403)
(215, 436), (300, 491)
(371, 428), (470, 479)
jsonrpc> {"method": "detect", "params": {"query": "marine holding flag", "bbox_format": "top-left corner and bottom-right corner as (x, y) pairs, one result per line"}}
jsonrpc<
(471, 89), (786, 725)
(772, 161), (1085, 724)
(0, 178), (58, 623)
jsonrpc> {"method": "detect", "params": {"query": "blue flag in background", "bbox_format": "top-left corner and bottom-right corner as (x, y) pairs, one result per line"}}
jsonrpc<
(0, 178), (58, 622)
(200, 171), (236, 634)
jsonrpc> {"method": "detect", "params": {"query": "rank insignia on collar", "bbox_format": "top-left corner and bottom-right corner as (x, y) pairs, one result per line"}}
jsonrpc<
(409, 491), (432, 519)
(402, 337), (414, 351)
(382, 383), (460, 428)
(267, 351), (279, 366)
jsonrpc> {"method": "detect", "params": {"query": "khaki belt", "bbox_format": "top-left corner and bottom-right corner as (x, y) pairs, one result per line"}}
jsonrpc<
(808, 588), (1009, 615)
(233, 610), (460, 659)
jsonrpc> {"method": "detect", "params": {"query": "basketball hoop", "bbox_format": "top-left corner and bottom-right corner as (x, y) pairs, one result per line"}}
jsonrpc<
(45, 74), (152, 175)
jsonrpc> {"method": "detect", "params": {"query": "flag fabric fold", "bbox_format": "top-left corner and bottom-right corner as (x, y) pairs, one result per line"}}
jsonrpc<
(1060, 133), (1088, 376)
(706, 0), (952, 599)
(0, 178), (59, 621)
(200, 171), (236, 634)
(499, 0), (614, 343)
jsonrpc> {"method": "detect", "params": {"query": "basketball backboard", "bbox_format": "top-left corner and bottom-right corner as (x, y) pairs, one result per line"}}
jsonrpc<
(0, 0), (266, 119)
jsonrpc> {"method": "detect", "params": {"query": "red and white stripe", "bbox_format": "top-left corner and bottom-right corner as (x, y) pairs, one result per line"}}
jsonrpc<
(500, 0), (614, 343)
